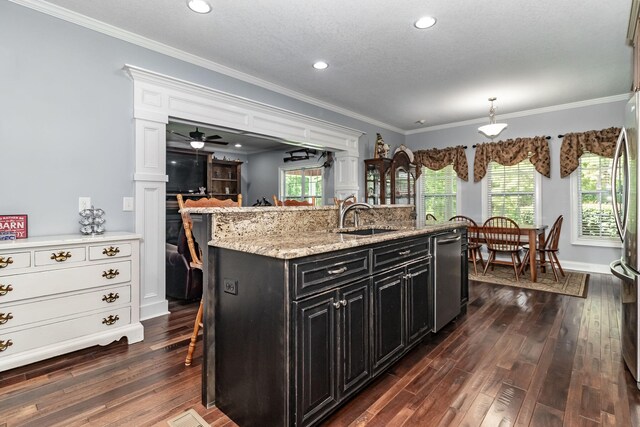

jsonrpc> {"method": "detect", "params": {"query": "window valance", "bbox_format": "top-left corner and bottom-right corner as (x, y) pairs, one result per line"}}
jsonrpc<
(559, 127), (621, 178)
(473, 136), (550, 182)
(413, 145), (469, 182)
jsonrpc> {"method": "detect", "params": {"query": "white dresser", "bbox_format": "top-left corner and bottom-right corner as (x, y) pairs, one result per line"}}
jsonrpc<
(0, 232), (144, 371)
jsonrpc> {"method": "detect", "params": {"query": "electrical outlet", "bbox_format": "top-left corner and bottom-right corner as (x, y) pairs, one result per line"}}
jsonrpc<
(78, 197), (91, 212)
(123, 197), (134, 211)
(223, 279), (238, 295)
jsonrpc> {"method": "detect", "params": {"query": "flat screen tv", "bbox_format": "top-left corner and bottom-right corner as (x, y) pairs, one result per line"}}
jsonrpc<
(166, 151), (208, 194)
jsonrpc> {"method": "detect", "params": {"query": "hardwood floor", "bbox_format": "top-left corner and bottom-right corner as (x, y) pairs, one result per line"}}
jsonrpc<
(1, 273), (639, 426)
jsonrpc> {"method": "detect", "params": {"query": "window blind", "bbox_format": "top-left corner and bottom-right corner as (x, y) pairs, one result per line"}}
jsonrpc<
(577, 153), (616, 239)
(487, 161), (535, 225)
(422, 165), (457, 220)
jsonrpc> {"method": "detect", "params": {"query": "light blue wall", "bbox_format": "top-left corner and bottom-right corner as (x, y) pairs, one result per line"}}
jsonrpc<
(405, 100), (628, 266)
(0, 2), (402, 236)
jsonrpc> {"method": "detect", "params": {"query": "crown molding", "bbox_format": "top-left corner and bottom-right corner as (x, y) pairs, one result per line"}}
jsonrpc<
(406, 93), (630, 135)
(9, 0), (404, 134)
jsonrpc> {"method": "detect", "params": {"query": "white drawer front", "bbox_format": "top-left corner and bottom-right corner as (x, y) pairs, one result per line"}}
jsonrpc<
(0, 306), (131, 358)
(34, 247), (86, 266)
(0, 285), (131, 330)
(89, 243), (132, 260)
(0, 261), (131, 303)
(0, 252), (31, 272)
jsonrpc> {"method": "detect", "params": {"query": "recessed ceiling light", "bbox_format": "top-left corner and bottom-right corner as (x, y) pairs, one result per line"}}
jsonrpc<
(187, 0), (212, 14)
(414, 16), (436, 29)
(235, 143), (242, 148)
(313, 61), (329, 70)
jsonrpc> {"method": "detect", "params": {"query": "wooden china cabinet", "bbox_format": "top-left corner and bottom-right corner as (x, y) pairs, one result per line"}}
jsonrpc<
(207, 156), (242, 202)
(364, 150), (418, 205)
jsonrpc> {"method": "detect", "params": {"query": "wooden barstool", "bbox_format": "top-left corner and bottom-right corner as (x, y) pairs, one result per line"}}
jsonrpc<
(272, 195), (314, 206)
(177, 194), (242, 366)
(449, 215), (485, 274)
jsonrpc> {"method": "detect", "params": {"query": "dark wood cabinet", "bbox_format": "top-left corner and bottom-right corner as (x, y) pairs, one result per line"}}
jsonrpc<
(365, 158), (391, 205)
(364, 151), (419, 205)
(372, 267), (406, 374)
(406, 260), (432, 345)
(208, 157), (242, 202)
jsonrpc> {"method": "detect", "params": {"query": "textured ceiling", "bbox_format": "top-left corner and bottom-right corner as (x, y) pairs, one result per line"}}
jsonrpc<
(37, 0), (633, 131)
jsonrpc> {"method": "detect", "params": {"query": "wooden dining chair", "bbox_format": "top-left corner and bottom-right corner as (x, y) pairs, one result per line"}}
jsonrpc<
(426, 213), (438, 221)
(177, 194), (242, 366)
(449, 215), (485, 275)
(272, 195), (314, 206)
(520, 215), (564, 281)
(482, 216), (523, 281)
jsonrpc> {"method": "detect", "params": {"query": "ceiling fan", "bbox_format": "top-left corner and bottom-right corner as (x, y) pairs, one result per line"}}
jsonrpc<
(167, 127), (229, 148)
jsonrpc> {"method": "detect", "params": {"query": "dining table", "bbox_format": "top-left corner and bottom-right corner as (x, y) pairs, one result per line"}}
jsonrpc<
(468, 224), (549, 282)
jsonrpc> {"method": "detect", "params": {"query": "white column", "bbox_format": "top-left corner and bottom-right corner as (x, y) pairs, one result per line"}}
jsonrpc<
(334, 151), (360, 200)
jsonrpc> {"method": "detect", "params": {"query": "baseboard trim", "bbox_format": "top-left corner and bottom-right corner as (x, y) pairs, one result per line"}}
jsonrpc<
(140, 300), (170, 320)
(558, 260), (612, 275)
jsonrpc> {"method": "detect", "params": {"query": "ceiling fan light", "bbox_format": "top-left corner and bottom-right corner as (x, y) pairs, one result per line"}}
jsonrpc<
(187, 0), (211, 14)
(478, 123), (508, 139)
(190, 140), (205, 149)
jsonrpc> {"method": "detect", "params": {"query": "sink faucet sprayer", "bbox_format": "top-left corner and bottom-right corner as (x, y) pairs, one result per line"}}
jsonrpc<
(338, 195), (373, 229)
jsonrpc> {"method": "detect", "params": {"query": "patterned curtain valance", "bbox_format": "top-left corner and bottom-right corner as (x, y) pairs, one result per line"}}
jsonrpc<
(473, 136), (550, 182)
(559, 127), (621, 178)
(413, 145), (469, 181)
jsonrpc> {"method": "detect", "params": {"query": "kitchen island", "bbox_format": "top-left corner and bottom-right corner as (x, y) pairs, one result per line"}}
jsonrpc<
(186, 206), (467, 426)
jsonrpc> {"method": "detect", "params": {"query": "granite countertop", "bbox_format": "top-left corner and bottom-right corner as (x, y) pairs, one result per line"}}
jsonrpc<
(209, 220), (465, 259)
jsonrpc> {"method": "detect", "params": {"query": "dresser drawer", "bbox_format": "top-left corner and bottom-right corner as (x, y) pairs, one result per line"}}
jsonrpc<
(89, 243), (132, 260)
(0, 306), (131, 358)
(0, 252), (31, 272)
(291, 249), (370, 299)
(34, 247), (86, 266)
(0, 261), (131, 303)
(372, 237), (430, 272)
(0, 285), (130, 330)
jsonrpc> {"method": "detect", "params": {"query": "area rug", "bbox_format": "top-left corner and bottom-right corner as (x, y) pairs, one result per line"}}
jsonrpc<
(469, 264), (589, 298)
(166, 408), (210, 427)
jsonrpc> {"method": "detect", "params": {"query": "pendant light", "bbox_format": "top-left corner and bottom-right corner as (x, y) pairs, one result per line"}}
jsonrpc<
(478, 97), (508, 140)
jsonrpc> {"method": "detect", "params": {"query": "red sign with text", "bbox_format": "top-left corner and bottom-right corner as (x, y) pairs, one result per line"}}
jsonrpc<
(0, 215), (28, 239)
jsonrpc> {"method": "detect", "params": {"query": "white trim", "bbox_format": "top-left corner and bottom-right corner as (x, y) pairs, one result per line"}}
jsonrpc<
(9, 0), (402, 134)
(560, 260), (612, 275)
(406, 93), (630, 135)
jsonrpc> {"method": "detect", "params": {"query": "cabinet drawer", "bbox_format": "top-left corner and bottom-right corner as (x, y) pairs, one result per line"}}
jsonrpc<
(89, 243), (132, 260)
(0, 285), (130, 330)
(291, 250), (370, 298)
(372, 238), (429, 272)
(0, 261), (131, 303)
(35, 247), (86, 266)
(0, 252), (31, 272)
(0, 306), (130, 358)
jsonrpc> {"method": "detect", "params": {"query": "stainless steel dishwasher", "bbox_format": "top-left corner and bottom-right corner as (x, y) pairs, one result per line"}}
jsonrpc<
(432, 230), (462, 332)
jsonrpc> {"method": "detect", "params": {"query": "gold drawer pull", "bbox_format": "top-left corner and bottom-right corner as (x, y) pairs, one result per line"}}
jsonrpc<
(102, 292), (120, 303)
(0, 339), (13, 352)
(51, 251), (72, 262)
(0, 312), (13, 325)
(102, 269), (120, 280)
(102, 315), (120, 326)
(103, 246), (120, 257)
(0, 257), (13, 269)
(0, 284), (13, 296)
(327, 266), (348, 275)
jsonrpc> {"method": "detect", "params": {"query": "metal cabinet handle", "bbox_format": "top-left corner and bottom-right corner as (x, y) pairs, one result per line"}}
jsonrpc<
(102, 269), (120, 279)
(102, 292), (120, 303)
(327, 266), (347, 275)
(51, 251), (72, 262)
(0, 257), (13, 269)
(102, 315), (120, 326)
(0, 339), (13, 352)
(0, 312), (13, 325)
(103, 246), (120, 257)
(0, 284), (13, 296)
(340, 299), (347, 307)
(398, 250), (411, 256)
(333, 301), (342, 309)
(405, 273), (413, 280)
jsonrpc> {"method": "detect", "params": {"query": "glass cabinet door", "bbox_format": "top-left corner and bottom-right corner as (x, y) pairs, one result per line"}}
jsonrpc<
(385, 170), (392, 204)
(366, 167), (381, 205)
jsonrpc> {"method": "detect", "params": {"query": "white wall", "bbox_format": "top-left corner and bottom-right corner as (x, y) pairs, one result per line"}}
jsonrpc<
(405, 100), (627, 270)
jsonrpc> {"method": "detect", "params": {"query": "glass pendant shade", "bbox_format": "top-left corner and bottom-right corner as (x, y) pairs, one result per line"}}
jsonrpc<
(190, 140), (205, 149)
(478, 97), (508, 140)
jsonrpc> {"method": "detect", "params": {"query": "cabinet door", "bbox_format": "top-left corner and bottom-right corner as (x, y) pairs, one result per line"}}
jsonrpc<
(406, 259), (432, 345)
(371, 268), (405, 374)
(294, 292), (339, 426)
(337, 279), (370, 398)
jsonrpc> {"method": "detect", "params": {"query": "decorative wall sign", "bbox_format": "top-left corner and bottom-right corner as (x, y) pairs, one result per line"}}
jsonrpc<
(0, 215), (28, 239)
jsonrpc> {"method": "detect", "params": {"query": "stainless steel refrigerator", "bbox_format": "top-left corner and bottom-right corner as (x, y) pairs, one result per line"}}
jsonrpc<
(610, 92), (640, 389)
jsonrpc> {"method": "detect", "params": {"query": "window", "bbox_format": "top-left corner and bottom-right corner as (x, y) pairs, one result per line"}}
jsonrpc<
(422, 165), (457, 220)
(280, 166), (323, 205)
(571, 153), (618, 245)
(483, 160), (539, 225)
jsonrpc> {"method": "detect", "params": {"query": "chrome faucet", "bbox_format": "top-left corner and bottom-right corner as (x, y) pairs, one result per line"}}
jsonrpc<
(338, 195), (373, 229)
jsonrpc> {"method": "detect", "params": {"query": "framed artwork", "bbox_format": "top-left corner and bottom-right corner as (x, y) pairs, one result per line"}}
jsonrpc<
(0, 215), (28, 239)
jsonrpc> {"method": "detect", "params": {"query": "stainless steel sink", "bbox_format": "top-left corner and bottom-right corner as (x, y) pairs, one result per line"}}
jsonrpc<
(337, 228), (398, 236)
